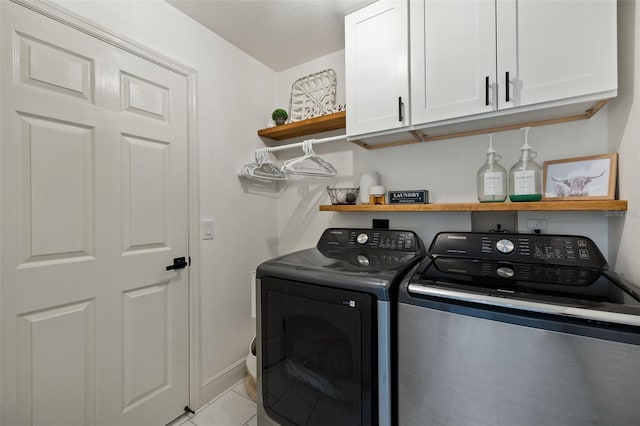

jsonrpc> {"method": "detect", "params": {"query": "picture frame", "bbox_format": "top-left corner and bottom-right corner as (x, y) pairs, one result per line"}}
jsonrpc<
(543, 153), (617, 201)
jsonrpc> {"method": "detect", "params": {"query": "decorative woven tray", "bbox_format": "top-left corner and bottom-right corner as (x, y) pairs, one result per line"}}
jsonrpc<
(289, 69), (337, 122)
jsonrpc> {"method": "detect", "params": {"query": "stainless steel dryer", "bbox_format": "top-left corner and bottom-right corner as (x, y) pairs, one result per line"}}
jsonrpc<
(399, 232), (640, 426)
(256, 228), (425, 426)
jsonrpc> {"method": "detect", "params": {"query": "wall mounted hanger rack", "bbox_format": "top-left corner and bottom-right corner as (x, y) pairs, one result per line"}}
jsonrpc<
(262, 134), (346, 154)
(238, 134), (346, 181)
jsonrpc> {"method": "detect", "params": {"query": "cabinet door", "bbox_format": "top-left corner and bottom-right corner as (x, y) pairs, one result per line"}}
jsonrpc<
(345, 0), (409, 136)
(410, 0), (496, 125)
(498, 0), (617, 108)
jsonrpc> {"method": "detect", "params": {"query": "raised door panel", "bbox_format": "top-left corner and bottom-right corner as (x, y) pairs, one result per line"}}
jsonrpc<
(17, 113), (95, 266)
(121, 72), (170, 121)
(121, 134), (170, 254)
(498, 0), (617, 108)
(410, 0), (497, 125)
(16, 33), (94, 102)
(122, 284), (170, 412)
(345, 0), (409, 136)
(17, 301), (96, 426)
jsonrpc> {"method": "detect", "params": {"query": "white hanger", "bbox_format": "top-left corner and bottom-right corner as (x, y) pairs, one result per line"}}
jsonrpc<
(281, 139), (337, 177)
(238, 148), (287, 181)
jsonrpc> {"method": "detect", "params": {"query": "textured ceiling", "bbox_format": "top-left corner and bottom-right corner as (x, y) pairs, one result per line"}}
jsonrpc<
(167, 0), (374, 71)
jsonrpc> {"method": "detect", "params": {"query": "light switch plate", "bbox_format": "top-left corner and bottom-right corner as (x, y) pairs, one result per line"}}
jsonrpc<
(202, 219), (214, 240)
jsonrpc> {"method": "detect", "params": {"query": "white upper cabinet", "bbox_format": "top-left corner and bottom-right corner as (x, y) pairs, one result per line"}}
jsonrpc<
(497, 0), (617, 109)
(410, 0), (617, 126)
(410, 0), (497, 124)
(345, 0), (410, 137)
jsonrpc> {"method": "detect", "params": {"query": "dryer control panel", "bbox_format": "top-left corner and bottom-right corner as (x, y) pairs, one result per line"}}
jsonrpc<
(318, 228), (420, 252)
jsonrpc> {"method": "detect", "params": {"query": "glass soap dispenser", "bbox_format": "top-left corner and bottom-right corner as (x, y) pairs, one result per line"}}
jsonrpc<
(509, 127), (542, 202)
(476, 133), (507, 202)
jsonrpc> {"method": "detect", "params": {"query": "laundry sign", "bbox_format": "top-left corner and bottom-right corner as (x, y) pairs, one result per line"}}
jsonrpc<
(388, 190), (429, 204)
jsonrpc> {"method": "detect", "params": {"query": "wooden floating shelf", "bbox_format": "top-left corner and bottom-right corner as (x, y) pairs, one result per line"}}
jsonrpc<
(320, 200), (628, 213)
(258, 111), (346, 141)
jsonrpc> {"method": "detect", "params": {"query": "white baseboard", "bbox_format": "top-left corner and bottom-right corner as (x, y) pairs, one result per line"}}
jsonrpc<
(198, 358), (247, 408)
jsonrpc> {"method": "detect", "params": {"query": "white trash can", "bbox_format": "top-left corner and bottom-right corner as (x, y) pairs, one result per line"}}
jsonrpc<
(245, 336), (257, 401)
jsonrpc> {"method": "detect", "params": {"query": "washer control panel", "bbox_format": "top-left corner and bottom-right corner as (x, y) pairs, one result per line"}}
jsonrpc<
(431, 257), (601, 285)
(429, 232), (607, 268)
(318, 228), (419, 252)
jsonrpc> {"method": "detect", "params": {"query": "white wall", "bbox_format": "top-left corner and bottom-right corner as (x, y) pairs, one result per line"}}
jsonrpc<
(608, 0), (640, 283)
(54, 0), (278, 405)
(276, 51), (611, 257)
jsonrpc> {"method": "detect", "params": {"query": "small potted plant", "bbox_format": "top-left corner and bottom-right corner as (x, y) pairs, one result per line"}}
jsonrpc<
(272, 108), (288, 126)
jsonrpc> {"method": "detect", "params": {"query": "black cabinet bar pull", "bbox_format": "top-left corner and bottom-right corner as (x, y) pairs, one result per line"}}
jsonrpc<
(485, 76), (489, 106)
(505, 71), (510, 102)
(398, 96), (403, 122)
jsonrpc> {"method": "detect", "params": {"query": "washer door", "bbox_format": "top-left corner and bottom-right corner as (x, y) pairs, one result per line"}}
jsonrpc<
(260, 277), (375, 426)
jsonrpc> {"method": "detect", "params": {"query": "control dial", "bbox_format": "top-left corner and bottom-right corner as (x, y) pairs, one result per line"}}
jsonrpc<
(496, 266), (515, 278)
(356, 233), (369, 245)
(496, 239), (515, 254)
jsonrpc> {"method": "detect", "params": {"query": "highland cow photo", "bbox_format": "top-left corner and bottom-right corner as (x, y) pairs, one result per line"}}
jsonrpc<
(543, 154), (617, 200)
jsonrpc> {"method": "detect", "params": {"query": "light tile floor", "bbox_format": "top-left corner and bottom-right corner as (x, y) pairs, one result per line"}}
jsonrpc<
(168, 380), (257, 426)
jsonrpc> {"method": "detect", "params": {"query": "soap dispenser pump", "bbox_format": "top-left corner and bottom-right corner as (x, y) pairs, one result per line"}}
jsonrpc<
(476, 133), (507, 202)
(508, 127), (542, 202)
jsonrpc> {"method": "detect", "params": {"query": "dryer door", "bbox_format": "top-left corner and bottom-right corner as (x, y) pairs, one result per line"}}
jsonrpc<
(260, 277), (375, 426)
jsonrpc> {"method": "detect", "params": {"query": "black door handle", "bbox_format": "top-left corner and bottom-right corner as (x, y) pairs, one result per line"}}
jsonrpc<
(398, 97), (404, 122)
(166, 257), (188, 271)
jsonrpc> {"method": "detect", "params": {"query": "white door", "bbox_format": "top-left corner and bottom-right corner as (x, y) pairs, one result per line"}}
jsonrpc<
(345, 0), (409, 136)
(497, 0), (617, 108)
(410, 0), (497, 125)
(1, 3), (190, 426)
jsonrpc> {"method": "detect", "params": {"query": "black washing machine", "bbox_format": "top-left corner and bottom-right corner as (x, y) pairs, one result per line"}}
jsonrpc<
(398, 232), (640, 426)
(256, 228), (425, 426)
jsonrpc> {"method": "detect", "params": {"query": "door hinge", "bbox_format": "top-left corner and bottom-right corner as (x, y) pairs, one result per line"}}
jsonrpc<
(188, 256), (191, 266)
(184, 405), (195, 415)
